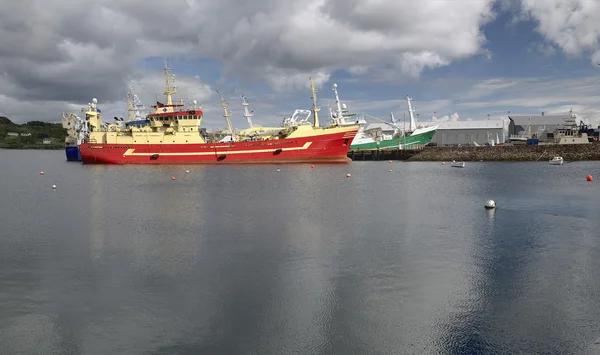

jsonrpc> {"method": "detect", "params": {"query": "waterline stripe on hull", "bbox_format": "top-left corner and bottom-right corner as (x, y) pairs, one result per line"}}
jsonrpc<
(122, 142), (313, 157)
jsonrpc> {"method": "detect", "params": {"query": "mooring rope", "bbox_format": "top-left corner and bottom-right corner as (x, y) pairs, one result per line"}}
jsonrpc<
(535, 150), (547, 161)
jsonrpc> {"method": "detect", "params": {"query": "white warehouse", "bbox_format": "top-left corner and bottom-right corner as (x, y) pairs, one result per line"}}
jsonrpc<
(423, 120), (506, 146)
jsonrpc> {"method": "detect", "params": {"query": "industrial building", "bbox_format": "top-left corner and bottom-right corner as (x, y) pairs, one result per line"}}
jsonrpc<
(508, 114), (567, 140)
(423, 120), (506, 146)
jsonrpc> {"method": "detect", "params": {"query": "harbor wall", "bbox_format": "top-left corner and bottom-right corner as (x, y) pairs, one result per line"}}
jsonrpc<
(406, 144), (600, 162)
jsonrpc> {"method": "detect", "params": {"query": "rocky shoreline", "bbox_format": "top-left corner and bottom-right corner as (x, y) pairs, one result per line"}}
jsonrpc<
(406, 144), (600, 162)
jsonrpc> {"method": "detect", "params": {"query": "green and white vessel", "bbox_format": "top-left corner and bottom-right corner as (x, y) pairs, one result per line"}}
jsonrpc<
(328, 84), (438, 150)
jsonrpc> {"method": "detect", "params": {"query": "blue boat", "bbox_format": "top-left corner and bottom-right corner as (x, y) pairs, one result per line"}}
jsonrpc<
(65, 145), (81, 161)
(62, 112), (88, 162)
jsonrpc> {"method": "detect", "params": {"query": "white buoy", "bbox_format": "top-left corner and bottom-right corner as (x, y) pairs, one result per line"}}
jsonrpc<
(185, 170), (190, 173)
(52, 185), (56, 189)
(484, 200), (496, 209)
(277, 168), (280, 172)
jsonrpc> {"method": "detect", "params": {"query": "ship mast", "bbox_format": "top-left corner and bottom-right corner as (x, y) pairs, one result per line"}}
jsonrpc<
(332, 83), (343, 118)
(241, 95), (254, 128)
(163, 60), (177, 106)
(406, 96), (417, 132)
(217, 91), (234, 137)
(124, 87), (136, 122)
(310, 77), (320, 128)
(123, 85), (146, 121)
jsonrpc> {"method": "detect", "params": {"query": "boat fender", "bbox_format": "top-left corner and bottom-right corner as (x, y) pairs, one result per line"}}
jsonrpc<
(274, 148), (283, 154)
(151, 154), (159, 160)
(217, 154), (227, 161)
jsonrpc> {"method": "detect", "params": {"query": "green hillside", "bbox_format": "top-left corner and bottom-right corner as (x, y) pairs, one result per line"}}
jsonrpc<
(0, 116), (66, 149)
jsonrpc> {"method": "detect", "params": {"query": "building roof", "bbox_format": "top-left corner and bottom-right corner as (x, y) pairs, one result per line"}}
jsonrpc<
(420, 119), (505, 130)
(508, 115), (566, 126)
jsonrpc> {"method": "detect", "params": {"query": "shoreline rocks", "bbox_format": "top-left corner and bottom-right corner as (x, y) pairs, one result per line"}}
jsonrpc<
(407, 144), (600, 162)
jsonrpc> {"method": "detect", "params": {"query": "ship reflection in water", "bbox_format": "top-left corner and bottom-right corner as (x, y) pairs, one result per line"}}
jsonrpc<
(1, 150), (600, 354)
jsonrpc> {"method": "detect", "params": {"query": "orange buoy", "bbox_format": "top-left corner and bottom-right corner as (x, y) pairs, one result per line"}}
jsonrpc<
(311, 165), (315, 168)
(40, 171), (44, 175)
(389, 160), (392, 163)
(586, 175), (593, 181)
(172, 176), (176, 180)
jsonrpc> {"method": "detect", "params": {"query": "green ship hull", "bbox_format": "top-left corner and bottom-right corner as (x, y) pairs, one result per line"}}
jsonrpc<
(350, 128), (437, 150)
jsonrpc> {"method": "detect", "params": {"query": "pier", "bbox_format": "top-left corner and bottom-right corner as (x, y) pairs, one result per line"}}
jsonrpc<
(348, 147), (423, 161)
(348, 144), (600, 162)
(406, 144), (600, 162)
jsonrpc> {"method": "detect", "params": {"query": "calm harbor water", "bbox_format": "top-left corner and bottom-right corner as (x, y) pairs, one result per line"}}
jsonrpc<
(1, 149), (600, 354)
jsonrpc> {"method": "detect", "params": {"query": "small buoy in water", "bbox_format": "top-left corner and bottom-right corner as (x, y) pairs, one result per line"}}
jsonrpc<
(52, 184), (56, 189)
(277, 168), (280, 172)
(587, 175), (593, 181)
(389, 160), (392, 163)
(388, 169), (392, 172)
(171, 176), (176, 180)
(311, 165), (315, 168)
(346, 173), (351, 178)
(185, 170), (189, 173)
(484, 200), (496, 209)
(442, 162), (445, 165)
(40, 171), (44, 175)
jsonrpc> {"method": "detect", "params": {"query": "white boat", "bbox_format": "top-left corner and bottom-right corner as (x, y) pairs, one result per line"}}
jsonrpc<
(549, 156), (564, 165)
(451, 160), (465, 168)
(328, 85), (438, 149)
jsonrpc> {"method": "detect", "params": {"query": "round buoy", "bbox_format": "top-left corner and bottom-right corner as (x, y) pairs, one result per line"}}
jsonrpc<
(311, 165), (315, 168)
(388, 169), (392, 172)
(389, 160), (392, 163)
(346, 173), (351, 178)
(484, 200), (496, 209)
(40, 171), (44, 175)
(171, 176), (176, 180)
(277, 168), (280, 172)
(587, 175), (593, 181)
(442, 162), (445, 165)
(185, 170), (190, 173)
(52, 184), (56, 189)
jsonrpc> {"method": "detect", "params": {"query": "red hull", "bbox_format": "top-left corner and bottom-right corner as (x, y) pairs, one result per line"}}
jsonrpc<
(79, 129), (357, 164)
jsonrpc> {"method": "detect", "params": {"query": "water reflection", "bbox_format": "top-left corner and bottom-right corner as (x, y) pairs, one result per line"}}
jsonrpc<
(2, 152), (600, 354)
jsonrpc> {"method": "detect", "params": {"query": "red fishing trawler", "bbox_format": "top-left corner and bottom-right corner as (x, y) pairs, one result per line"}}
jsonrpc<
(78, 63), (359, 164)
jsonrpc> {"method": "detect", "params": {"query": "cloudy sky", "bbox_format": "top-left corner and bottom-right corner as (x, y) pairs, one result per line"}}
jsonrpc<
(1, 0), (599, 129)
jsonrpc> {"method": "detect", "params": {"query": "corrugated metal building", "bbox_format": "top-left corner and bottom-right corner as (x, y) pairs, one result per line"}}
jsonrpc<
(508, 114), (568, 140)
(423, 120), (506, 146)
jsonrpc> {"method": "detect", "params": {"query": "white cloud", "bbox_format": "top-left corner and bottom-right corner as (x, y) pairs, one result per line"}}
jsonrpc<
(521, 0), (600, 64)
(528, 42), (557, 57)
(432, 113), (460, 122)
(455, 75), (600, 126)
(0, 0), (497, 123)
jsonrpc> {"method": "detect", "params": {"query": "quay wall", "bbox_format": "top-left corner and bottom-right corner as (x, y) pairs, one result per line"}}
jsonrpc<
(406, 144), (600, 162)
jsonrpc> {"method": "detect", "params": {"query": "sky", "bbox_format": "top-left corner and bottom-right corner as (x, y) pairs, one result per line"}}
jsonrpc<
(0, 0), (600, 130)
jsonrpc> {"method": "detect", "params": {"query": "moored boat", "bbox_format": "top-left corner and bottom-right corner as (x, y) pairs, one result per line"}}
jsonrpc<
(79, 63), (360, 164)
(337, 94), (438, 150)
(451, 160), (465, 168)
(61, 112), (88, 162)
(549, 155), (564, 165)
